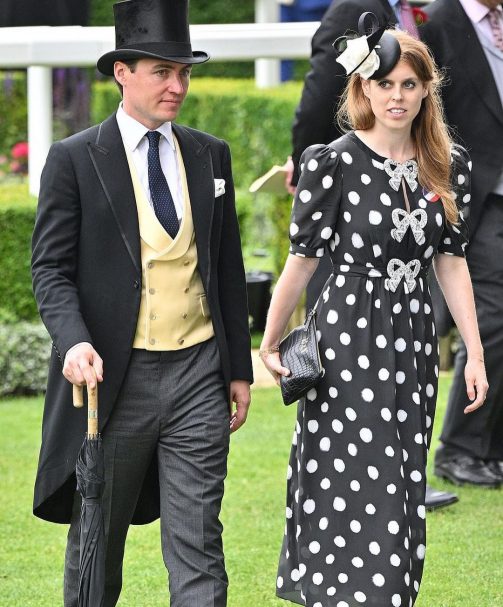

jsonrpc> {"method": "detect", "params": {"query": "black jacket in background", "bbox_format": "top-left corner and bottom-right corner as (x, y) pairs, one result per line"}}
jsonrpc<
(421, 0), (503, 233)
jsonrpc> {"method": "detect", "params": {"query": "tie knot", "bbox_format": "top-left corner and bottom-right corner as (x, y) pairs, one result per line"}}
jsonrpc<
(146, 130), (161, 148)
(488, 8), (503, 51)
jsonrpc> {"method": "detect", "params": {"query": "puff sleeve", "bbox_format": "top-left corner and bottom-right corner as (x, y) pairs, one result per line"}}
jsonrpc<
(436, 146), (471, 257)
(289, 144), (343, 258)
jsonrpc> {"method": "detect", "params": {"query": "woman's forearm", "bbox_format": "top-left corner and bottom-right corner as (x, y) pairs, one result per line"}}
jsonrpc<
(261, 255), (319, 348)
(433, 254), (483, 359)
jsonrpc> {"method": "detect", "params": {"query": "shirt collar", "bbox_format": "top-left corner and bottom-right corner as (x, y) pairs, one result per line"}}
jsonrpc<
(116, 103), (175, 152)
(458, 0), (493, 24)
(387, 0), (401, 10)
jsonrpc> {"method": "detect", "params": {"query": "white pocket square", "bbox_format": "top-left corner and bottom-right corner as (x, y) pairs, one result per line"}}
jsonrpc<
(214, 178), (226, 198)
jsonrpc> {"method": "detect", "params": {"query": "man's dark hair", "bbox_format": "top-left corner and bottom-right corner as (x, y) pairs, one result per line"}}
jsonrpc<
(114, 59), (139, 96)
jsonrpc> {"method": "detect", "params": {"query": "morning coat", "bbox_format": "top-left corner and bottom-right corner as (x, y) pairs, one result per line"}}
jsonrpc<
(32, 114), (253, 524)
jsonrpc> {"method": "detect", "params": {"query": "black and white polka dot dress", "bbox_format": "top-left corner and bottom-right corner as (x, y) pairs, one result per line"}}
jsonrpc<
(276, 133), (470, 607)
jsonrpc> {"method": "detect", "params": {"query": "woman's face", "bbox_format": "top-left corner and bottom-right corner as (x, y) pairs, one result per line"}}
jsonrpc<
(361, 60), (428, 134)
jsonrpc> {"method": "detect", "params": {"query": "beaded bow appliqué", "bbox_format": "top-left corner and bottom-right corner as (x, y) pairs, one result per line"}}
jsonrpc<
(391, 208), (427, 244)
(384, 158), (419, 192)
(385, 258), (421, 293)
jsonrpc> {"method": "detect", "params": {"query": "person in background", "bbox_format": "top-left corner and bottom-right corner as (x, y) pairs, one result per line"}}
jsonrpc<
(278, 0), (332, 81)
(421, 0), (503, 488)
(260, 20), (487, 605)
(282, 0), (459, 510)
(31, 1), (252, 605)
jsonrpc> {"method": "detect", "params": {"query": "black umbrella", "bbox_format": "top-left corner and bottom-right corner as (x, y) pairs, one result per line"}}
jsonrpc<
(73, 383), (105, 607)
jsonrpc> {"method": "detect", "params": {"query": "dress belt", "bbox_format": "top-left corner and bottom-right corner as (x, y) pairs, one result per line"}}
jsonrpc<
(332, 259), (429, 294)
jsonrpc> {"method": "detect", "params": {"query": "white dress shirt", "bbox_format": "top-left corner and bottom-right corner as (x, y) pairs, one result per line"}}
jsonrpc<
(458, 0), (503, 43)
(116, 103), (184, 220)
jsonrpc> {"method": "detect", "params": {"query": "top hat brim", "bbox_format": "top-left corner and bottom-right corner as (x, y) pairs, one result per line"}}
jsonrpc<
(97, 47), (209, 76)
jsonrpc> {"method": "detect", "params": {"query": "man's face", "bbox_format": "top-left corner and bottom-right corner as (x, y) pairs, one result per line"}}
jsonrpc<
(114, 58), (191, 129)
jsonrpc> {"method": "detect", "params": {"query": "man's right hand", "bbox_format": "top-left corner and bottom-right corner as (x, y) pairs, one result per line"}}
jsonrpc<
(63, 342), (103, 389)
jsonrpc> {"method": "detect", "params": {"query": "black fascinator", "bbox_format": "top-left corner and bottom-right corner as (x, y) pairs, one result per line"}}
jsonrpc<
(333, 12), (401, 80)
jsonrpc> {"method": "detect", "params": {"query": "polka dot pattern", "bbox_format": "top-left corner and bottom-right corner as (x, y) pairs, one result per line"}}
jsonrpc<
(278, 134), (471, 606)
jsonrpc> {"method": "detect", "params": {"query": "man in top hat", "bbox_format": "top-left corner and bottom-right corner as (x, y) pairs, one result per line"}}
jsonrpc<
(31, 0), (253, 605)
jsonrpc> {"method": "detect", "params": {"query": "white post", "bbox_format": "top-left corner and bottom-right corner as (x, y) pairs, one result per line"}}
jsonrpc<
(28, 66), (52, 197)
(255, 0), (281, 88)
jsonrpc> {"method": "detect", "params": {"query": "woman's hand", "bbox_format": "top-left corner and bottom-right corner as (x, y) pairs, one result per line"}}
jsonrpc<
(259, 350), (291, 386)
(464, 357), (488, 413)
(283, 156), (296, 195)
(259, 256), (318, 386)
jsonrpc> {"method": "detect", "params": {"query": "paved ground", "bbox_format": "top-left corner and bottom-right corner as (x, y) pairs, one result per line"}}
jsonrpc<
(251, 349), (276, 388)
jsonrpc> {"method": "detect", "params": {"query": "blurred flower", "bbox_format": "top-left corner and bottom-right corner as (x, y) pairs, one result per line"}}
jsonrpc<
(412, 7), (428, 25)
(0, 141), (28, 181)
(11, 141), (29, 160)
(10, 160), (23, 174)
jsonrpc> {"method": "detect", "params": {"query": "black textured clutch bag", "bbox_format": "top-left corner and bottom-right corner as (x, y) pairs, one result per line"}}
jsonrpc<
(279, 309), (323, 405)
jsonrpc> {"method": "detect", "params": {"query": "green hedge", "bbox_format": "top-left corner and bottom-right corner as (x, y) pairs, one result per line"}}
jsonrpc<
(0, 73), (28, 161)
(0, 184), (37, 322)
(92, 78), (301, 190)
(0, 75), (301, 190)
(90, 0), (254, 27)
(0, 322), (51, 396)
(1, 78), (301, 324)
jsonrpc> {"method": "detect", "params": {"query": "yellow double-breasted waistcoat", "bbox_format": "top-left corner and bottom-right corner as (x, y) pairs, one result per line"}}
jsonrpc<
(126, 137), (214, 351)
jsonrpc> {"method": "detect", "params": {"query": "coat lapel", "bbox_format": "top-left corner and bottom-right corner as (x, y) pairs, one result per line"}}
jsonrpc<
(87, 115), (141, 272)
(452, 1), (503, 127)
(172, 124), (215, 288)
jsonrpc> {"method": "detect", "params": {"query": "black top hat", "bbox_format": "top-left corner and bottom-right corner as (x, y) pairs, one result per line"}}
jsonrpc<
(333, 12), (401, 80)
(97, 0), (209, 76)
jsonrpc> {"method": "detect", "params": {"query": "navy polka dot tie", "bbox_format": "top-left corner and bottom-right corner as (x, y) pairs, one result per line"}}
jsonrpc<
(146, 131), (179, 238)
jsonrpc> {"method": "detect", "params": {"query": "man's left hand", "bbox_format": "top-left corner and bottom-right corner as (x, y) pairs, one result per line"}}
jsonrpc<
(229, 380), (251, 433)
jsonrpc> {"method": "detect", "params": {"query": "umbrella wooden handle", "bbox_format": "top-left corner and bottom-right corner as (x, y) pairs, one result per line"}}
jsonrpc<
(73, 385), (84, 408)
(72, 384), (99, 436)
(87, 384), (99, 437)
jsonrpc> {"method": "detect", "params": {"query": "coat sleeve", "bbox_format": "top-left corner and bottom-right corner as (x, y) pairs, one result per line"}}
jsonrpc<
(216, 142), (253, 383)
(31, 142), (92, 362)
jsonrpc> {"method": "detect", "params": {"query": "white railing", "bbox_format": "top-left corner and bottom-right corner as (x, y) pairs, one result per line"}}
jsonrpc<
(0, 0), (430, 195)
(0, 22), (318, 194)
